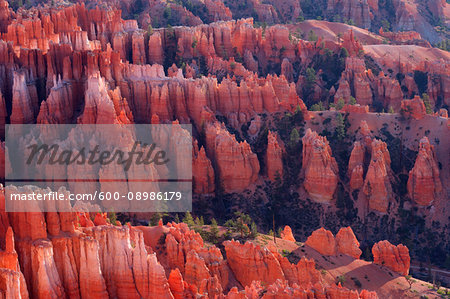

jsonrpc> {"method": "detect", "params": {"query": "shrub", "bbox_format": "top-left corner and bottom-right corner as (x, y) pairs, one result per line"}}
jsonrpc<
(192, 39), (198, 49)
(225, 212), (254, 238)
(336, 275), (346, 286)
(381, 19), (391, 31)
(307, 30), (318, 42)
(310, 102), (324, 111)
(174, 214), (180, 223)
(149, 213), (163, 226)
(336, 98), (345, 110)
(282, 249), (291, 257)
(147, 24), (153, 35)
(250, 221), (258, 238)
(405, 275), (416, 289)
(108, 211), (117, 225)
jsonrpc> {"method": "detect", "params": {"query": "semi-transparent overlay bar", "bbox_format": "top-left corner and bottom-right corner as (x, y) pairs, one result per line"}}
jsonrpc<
(5, 124), (192, 212)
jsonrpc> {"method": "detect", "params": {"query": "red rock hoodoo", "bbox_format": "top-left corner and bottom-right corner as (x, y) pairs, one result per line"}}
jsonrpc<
(280, 225), (296, 242)
(305, 227), (337, 256)
(372, 240), (410, 276)
(302, 129), (339, 202)
(407, 137), (442, 206)
(306, 227), (362, 259)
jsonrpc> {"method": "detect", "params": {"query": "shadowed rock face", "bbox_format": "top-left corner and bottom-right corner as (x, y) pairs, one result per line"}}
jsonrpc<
(266, 130), (284, 181)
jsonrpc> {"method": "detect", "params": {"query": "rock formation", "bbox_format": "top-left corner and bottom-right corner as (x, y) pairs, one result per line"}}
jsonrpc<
(407, 137), (442, 206)
(341, 104), (370, 114)
(335, 57), (372, 106)
(305, 227), (337, 256)
(372, 240), (410, 276)
(224, 240), (285, 286)
(0, 141), (5, 180)
(306, 227), (362, 259)
(0, 1), (447, 297)
(280, 225), (296, 242)
(401, 95), (427, 120)
(327, 0), (371, 28)
(348, 141), (366, 190)
(379, 27), (422, 42)
(347, 122), (395, 213)
(0, 227), (29, 299)
(0, 90), (5, 138)
(335, 227), (362, 259)
(205, 122), (260, 192)
(10, 71), (36, 124)
(148, 32), (164, 65)
(363, 139), (392, 213)
(78, 73), (132, 124)
(192, 142), (215, 194)
(0, 185), (408, 298)
(302, 129), (339, 202)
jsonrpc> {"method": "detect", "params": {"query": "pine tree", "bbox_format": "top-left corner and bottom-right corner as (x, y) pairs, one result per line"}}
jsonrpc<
(422, 93), (432, 114)
(306, 67), (316, 85)
(349, 96), (356, 105)
(149, 213), (162, 226)
(108, 211), (117, 225)
(210, 218), (220, 243)
(307, 30), (318, 42)
(235, 212), (251, 237)
(340, 47), (348, 58)
(388, 106), (395, 113)
(277, 227), (283, 238)
(183, 211), (195, 228)
(289, 128), (300, 146)
(250, 221), (258, 238)
(310, 102), (324, 111)
(174, 214), (180, 223)
(335, 113), (346, 140)
(336, 98), (345, 110)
